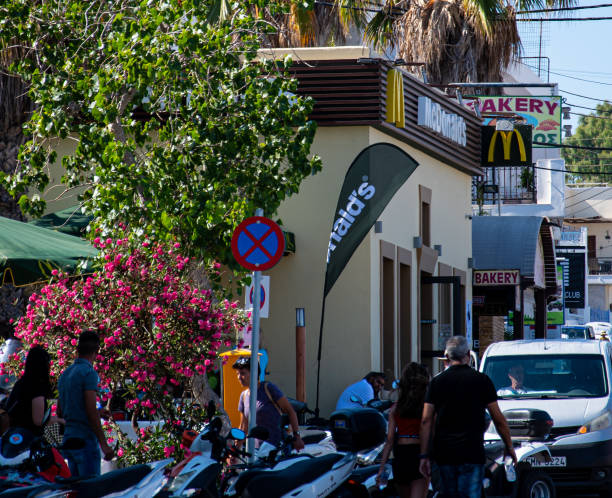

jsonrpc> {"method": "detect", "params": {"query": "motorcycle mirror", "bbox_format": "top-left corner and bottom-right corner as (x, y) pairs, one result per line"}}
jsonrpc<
(247, 426), (269, 441)
(229, 428), (246, 441)
(210, 417), (223, 433)
(206, 400), (216, 421)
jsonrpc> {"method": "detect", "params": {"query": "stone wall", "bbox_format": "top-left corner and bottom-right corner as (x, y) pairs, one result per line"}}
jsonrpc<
(479, 315), (505, 356)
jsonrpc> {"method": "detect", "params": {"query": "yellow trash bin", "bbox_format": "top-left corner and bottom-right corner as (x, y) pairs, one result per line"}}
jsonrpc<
(219, 349), (261, 429)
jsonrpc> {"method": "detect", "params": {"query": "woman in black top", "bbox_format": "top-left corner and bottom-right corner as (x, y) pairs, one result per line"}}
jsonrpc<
(6, 346), (58, 436)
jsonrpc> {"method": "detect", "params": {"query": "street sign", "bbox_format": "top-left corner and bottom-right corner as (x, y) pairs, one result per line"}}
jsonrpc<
(245, 275), (270, 318)
(231, 217), (285, 271)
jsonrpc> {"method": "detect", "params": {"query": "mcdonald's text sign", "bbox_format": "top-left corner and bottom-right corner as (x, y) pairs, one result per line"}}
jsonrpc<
(481, 124), (532, 167)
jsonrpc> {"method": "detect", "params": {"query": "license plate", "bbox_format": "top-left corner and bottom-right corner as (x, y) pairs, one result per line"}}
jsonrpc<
(526, 456), (566, 467)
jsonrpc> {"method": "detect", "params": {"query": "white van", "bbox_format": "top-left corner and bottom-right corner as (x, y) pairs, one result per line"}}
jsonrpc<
(480, 339), (612, 496)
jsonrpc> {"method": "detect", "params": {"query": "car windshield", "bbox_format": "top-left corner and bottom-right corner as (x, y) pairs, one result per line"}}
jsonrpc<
(483, 354), (608, 398)
(561, 327), (588, 339)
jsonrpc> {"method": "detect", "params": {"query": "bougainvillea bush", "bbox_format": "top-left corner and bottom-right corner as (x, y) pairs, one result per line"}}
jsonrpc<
(2, 235), (247, 464)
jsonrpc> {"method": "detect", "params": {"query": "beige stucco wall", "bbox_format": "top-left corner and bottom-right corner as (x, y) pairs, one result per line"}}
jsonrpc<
(261, 127), (372, 417)
(38, 124), (473, 417)
(262, 126), (473, 416)
(30, 137), (86, 216)
(367, 128), (473, 375)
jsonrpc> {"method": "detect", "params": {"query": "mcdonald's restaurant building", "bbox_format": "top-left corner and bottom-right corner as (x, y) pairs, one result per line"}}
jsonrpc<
(255, 47), (483, 416)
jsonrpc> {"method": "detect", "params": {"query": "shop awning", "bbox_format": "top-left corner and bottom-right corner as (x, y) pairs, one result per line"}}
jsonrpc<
(472, 216), (558, 295)
(28, 206), (93, 236)
(0, 216), (97, 287)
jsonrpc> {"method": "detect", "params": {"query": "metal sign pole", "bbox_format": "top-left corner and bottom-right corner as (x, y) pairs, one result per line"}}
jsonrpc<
(247, 208), (263, 463)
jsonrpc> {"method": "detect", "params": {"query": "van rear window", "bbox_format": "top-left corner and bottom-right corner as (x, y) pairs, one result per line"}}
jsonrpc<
(483, 354), (608, 398)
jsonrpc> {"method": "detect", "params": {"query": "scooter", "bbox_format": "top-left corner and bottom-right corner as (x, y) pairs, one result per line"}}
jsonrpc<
(233, 407), (388, 498)
(0, 458), (174, 498)
(482, 408), (555, 498)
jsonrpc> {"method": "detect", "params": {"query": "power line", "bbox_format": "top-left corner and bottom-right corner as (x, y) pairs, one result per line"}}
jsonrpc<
(555, 68), (612, 77)
(563, 135), (612, 142)
(566, 162), (612, 165)
(517, 3), (612, 14)
(539, 142), (612, 151)
(561, 90), (611, 102)
(533, 164), (612, 174)
(568, 192), (612, 215)
(565, 188), (610, 210)
(566, 102), (606, 111)
(517, 16), (612, 21)
(521, 61), (612, 86)
(571, 111), (612, 120)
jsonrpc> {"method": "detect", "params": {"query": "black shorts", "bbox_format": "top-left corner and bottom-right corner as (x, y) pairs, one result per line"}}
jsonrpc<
(392, 444), (423, 485)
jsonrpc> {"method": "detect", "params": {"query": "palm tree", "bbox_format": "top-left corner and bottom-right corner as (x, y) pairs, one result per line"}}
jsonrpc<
(0, 42), (29, 222)
(256, 0), (573, 88)
(0, 43), (31, 330)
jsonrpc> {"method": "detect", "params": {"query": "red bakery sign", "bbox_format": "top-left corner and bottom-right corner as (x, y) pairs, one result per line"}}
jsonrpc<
(473, 270), (520, 286)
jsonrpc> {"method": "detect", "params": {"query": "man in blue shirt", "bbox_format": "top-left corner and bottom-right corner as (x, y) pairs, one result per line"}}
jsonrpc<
(59, 330), (114, 476)
(336, 372), (386, 410)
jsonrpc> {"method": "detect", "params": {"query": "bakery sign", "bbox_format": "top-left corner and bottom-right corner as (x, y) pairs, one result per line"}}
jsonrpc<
(473, 269), (520, 286)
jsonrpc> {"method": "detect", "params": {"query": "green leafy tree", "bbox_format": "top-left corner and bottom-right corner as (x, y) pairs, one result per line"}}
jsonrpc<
(0, 0), (321, 268)
(563, 102), (612, 184)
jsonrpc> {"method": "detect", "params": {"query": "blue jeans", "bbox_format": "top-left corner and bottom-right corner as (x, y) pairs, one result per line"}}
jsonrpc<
(62, 436), (101, 477)
(435, 463), (484, 498)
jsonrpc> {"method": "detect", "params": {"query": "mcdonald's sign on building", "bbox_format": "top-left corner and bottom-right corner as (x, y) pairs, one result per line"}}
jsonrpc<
(481, 124), (532, 167)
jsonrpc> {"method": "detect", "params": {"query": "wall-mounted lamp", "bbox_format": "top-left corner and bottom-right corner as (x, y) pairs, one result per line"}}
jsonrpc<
(374, 221), (383, 233)
(434, 244), (442, 256)
(562, 106), (571, 120)
(296, 308), (305, 327)
(413, 236), (423, 249)
(606, 230), (611, 240)
(295, 308), (306, 402)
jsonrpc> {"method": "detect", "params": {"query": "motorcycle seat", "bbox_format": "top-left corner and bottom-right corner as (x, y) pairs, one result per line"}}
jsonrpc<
(243, 453), (345, 498)
(66, 464), (152, 498)
(231, 454), (307, 492)
(0, 484), (53, 497)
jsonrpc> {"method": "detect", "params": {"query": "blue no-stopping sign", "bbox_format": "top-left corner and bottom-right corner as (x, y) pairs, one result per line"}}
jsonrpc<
(231, 216), (285, 271)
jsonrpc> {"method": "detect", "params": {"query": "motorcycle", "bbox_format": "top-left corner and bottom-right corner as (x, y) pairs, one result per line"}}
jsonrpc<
(0, 458), (173, 498)
(231, 407), (387, 498)
(482, 408), (555, 498)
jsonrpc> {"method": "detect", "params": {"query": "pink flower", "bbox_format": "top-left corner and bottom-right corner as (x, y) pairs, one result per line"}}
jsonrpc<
(117, 448), (124, 457)
(163, 446), (175, 458)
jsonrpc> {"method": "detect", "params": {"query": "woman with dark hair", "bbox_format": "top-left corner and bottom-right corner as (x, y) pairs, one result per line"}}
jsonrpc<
(6, 345), (63, 436)
(376, 362), (430, 498)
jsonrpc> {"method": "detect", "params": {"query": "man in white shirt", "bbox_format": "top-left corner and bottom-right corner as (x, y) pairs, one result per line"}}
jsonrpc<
(336, 372), (386, 410)
(497, 364), (532, 396)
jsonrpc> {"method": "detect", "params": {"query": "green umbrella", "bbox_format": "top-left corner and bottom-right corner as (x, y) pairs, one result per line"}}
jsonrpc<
(0, 216), (97, 287)
(28, 206), (93, 236)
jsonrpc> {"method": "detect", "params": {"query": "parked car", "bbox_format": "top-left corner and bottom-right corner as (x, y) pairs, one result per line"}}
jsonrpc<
(585, 321), (612, 340)
(481, 339), (612, 496)
(560, 324), (595, 340)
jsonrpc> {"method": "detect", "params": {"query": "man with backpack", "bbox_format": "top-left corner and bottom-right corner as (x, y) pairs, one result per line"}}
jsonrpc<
(233, 356), (304, 450)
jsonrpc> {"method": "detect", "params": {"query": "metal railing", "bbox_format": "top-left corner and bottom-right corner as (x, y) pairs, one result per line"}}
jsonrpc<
(472, 165), (537, 205)
(589, 258), (612, 275)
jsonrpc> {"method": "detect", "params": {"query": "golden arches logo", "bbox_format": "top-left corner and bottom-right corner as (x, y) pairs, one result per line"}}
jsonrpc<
(487, 129), (527, 163)
(386, 69), (405, 129)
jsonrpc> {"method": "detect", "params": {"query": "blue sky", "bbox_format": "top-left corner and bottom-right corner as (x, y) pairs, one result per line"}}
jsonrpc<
(517, 1), (612, 136)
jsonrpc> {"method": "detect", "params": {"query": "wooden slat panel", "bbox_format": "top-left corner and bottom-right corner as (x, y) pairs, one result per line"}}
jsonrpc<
(288, 59), (482, 174)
